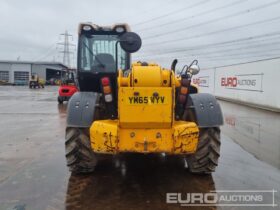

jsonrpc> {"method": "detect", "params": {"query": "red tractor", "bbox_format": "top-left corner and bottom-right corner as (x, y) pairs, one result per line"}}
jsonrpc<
(58, 73), (78, 104)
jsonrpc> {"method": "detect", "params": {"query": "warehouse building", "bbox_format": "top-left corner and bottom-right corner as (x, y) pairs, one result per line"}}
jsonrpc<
(0, 60), (69, 85)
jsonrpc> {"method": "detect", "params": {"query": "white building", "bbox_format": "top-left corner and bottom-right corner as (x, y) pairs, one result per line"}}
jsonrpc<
(192, 57), (280, 111)
(0, 60), (68, 85)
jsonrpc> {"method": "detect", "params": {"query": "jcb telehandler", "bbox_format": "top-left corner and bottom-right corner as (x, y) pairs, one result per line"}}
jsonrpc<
(65, 23), (223, 174)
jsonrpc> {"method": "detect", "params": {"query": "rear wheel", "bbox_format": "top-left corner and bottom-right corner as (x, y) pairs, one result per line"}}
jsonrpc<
(65, 128), (97, 174)
(186, 127), (221, 174)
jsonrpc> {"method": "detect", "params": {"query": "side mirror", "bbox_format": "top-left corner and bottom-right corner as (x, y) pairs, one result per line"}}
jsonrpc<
(120, 32), (142, 53)
(188, 64), (200, 75)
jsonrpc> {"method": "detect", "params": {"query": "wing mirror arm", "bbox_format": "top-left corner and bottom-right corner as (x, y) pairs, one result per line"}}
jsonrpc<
(187, 60), (200, 77)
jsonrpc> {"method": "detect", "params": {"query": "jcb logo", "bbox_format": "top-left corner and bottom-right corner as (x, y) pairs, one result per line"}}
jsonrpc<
(128, 96), (165, 104)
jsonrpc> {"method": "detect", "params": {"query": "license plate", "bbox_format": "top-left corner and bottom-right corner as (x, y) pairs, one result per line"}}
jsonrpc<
(127, 96), (166, 105)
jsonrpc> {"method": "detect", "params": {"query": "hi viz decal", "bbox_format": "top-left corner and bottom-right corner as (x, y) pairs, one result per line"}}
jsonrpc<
(220, 73), (264, 92)
(128, 96), (166, 104)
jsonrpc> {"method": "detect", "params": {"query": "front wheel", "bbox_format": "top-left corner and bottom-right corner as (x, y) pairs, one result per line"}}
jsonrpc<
(58, 96), (63, 104)
(186, 127), (221, 174)
(65, 128), (97, 174)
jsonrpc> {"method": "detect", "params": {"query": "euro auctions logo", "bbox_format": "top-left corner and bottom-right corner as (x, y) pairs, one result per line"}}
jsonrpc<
(192, 76), (209, 87)
(166, 190), (278, 207)
(220, 73), (264, 92)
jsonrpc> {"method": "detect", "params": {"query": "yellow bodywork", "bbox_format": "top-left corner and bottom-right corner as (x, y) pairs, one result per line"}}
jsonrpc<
(119, 87), (172, 128)
(90, 120), (198, 154)
(90, 63), (199, 154)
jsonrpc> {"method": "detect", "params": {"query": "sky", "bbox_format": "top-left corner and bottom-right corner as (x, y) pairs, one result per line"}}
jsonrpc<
(0, 0), (280, 69)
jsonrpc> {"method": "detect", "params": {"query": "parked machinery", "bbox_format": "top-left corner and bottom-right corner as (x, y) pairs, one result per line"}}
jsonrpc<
(58, 72), (78, 104)
(29, 73), (44, 88)
(65, 23), (223, 174)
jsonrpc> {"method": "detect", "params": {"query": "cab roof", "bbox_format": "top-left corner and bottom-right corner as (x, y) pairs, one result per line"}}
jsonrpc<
(78, 23), (131, 35)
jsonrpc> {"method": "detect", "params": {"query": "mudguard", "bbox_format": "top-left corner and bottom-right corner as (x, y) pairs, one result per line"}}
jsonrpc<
(67, 92), (99, 128)
(184, 93), (223, 127)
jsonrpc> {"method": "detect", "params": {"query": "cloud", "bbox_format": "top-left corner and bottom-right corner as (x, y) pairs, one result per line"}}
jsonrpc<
(0, 0), (280, 69)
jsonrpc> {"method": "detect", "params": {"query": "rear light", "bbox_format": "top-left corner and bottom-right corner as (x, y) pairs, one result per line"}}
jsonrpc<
(177, 76), (190, 104)
(101, 77), (113, 103)
(104, 94), (113, 102)
(101, 77), (110, 86)
(103, 86), (111, 94)
(180, 87), (188, 94)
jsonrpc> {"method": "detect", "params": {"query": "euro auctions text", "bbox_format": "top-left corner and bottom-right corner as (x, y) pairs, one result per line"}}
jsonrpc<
(166, 190), (278, 207)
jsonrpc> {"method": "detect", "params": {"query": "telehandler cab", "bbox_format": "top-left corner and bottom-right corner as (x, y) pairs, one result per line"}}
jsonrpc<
(65, 23), (223, 174)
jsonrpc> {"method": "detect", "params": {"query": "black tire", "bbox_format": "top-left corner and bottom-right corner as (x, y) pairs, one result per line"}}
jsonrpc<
(186, 127), (221, 174)
(58, 96), (63, 104)
(65, 128), (97, 174)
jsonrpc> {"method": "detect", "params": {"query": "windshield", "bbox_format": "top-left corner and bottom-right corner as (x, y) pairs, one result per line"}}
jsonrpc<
(79, 34), (128, 72)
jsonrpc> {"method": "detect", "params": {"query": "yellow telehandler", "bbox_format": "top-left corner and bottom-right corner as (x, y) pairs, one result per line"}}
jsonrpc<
(65, 23), (223, 174)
